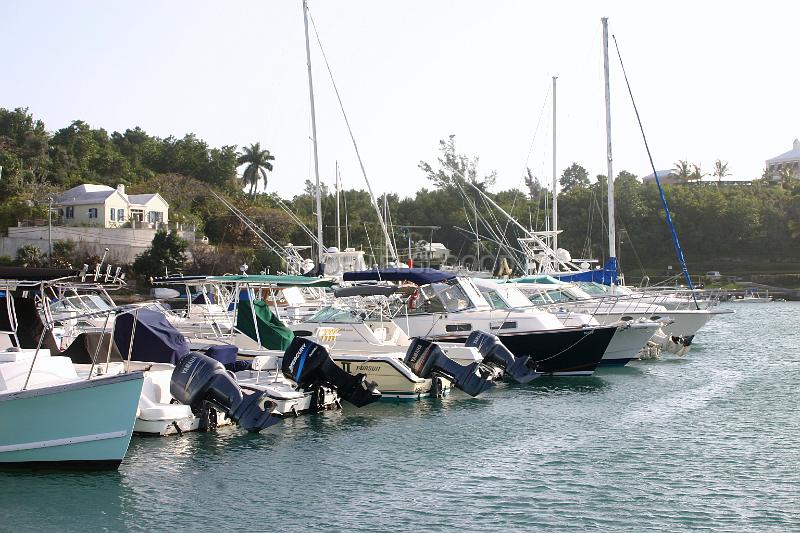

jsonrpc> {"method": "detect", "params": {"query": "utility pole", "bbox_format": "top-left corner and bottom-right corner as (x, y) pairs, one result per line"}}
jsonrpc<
(47, 196), (53, 262)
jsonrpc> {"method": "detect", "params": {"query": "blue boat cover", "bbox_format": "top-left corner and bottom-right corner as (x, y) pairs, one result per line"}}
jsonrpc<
(113, 308), (190, 364)
(192, 292), (216, 304)
(343, 268), (455, 285)
(550, 258), (619, 285)
(205, 343), (238, 365)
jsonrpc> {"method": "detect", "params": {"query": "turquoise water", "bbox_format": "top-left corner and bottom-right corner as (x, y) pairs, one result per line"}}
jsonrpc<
(2, 302), (799, 532)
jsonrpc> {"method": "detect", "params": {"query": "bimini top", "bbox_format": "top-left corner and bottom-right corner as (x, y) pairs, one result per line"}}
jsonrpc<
(0, 266), (79, 283)
(343, 268), (456, 285)
(154, 274), (334, 288)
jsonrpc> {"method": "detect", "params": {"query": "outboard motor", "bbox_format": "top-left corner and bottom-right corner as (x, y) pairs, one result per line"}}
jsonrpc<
(464, 331), (540, 384)
(404, 338), (495, 397)
(282, 337), (382, 407)
(171, 352), (278, 433)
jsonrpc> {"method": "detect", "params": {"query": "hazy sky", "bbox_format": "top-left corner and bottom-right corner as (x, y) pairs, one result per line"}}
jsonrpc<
(2, 1), (798, 199)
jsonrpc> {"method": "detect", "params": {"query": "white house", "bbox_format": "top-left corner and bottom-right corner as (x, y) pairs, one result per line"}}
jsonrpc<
(56, 184), (169, 228)
(766, 139), (800, 181)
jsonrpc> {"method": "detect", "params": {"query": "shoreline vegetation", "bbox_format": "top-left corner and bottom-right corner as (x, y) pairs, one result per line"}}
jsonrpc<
(1, 107), (799, 286)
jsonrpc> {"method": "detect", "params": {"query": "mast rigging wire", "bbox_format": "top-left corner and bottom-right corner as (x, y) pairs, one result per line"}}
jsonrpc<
(611, 34), (698, 308)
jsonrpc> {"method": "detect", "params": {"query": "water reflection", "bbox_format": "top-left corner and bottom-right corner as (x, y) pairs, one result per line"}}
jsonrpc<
(0, 469), (132, 530)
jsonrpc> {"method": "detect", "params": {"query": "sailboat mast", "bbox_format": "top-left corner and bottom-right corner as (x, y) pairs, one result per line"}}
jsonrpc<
(552, 76), (558, 250)
(336, 161), (341, 250)
(303, 0), (324, 266)
(602, 17), (616, 266)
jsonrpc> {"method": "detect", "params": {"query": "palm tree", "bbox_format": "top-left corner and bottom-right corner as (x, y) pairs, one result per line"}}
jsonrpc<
(674, 160), (691, 184)
(237, 143), (275, 197)
(689, 163), (705, 185)
(712, 159), (730, 186)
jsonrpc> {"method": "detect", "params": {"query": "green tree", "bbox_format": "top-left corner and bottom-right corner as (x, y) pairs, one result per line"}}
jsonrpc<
(689, 163), (705, 185)
(674, 160), (691, 183)
(237, 143), (275, 197)
(132, 230), (188, 281)
(712, 159), (730, 186)
(524, 168), (543, 199)
(559, 163), (590, 194)
(16, 244), (44, 267)
(50, 240), (76, 268)
(419, 135), (496, 191)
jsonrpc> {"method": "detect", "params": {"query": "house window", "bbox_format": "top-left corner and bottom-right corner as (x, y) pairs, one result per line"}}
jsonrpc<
(117, 208), (124, 221)
(88, 208), (98, 219)
(65, 206), (74, 219)
(147, 211), (163, 223)
(110, 208), (115, 221)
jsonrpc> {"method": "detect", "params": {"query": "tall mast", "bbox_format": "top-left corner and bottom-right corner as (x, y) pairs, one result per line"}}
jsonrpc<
(602, 17), (616, 267)
(303, 0), (324, 266)
(335, 161), (341, 249)
(552, 75), (558, 250)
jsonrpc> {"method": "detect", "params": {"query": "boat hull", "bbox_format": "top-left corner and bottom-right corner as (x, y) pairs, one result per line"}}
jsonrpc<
(599, 322), (660, 366)
(331, 354), (451, 400)
(436, 326), (615, 376)
(0, 372), (143, 470)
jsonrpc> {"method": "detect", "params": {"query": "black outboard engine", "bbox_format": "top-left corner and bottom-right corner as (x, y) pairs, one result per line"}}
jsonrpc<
(171, 352), (278, 433)
(282, 337), (382, 407)
(464, 331), (541, 384)
(404, 338), (495, 397)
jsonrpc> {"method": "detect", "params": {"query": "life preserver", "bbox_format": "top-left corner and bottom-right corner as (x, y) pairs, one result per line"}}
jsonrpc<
(408, 289), (419, 310)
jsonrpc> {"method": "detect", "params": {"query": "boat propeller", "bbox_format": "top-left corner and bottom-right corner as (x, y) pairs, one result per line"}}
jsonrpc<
(404, 338), (495, 397)
(171, 352), (278, 433)
(282, 337), (382, 408)
(464, 331), (541, 384)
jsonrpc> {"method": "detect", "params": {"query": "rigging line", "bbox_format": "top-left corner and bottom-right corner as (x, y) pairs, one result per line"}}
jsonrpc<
(308, 9), (396, 260)
(273, 196), (319, 244)
(208, 190), (286, 257)
(363, 222), (377, 267)
(611, 34), (698, 308)
(501, 82), (553, 246)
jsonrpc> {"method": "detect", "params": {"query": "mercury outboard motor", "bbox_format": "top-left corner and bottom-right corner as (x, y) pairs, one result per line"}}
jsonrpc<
(464, 331), (540, 384)
(171, 352), (278, 432)
(282, 337), (382, 407)
(404, 338), (495, 397)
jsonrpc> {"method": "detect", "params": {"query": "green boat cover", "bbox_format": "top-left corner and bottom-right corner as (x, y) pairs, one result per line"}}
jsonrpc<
(236, 299), (295, 350)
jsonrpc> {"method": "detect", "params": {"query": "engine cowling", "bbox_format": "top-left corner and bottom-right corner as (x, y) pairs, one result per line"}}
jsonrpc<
(171, 352), (278, 432)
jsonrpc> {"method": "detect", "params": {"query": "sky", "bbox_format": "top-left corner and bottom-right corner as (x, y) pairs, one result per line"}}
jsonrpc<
(1, 1), (799, 199)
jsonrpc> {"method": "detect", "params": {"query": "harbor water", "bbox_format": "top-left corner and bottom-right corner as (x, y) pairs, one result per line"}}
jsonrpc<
(2, 302), (798, 532)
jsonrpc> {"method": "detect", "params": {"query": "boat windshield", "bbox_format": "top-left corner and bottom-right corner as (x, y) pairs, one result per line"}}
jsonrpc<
(577, 282), (609, 295)
(480, 289), (509, 310)
(427, 279), (476, 312)
(304, 306), (361, 324)
(50, 294), (112, 314)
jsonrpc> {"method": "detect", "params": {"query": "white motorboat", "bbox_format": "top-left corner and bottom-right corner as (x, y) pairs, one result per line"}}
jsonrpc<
(471, 277), (660, 366)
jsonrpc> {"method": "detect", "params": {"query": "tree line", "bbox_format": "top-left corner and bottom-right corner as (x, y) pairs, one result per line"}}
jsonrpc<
(1, 107), (798, 281)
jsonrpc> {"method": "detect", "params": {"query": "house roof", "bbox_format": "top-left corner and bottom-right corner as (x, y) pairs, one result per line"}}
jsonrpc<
(642, 169), (678, 181)
(57, 185), (120, 206)
(767, 139), (800, 164)
(127, 193), (158, 205)
(55, 184), (167, 209)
